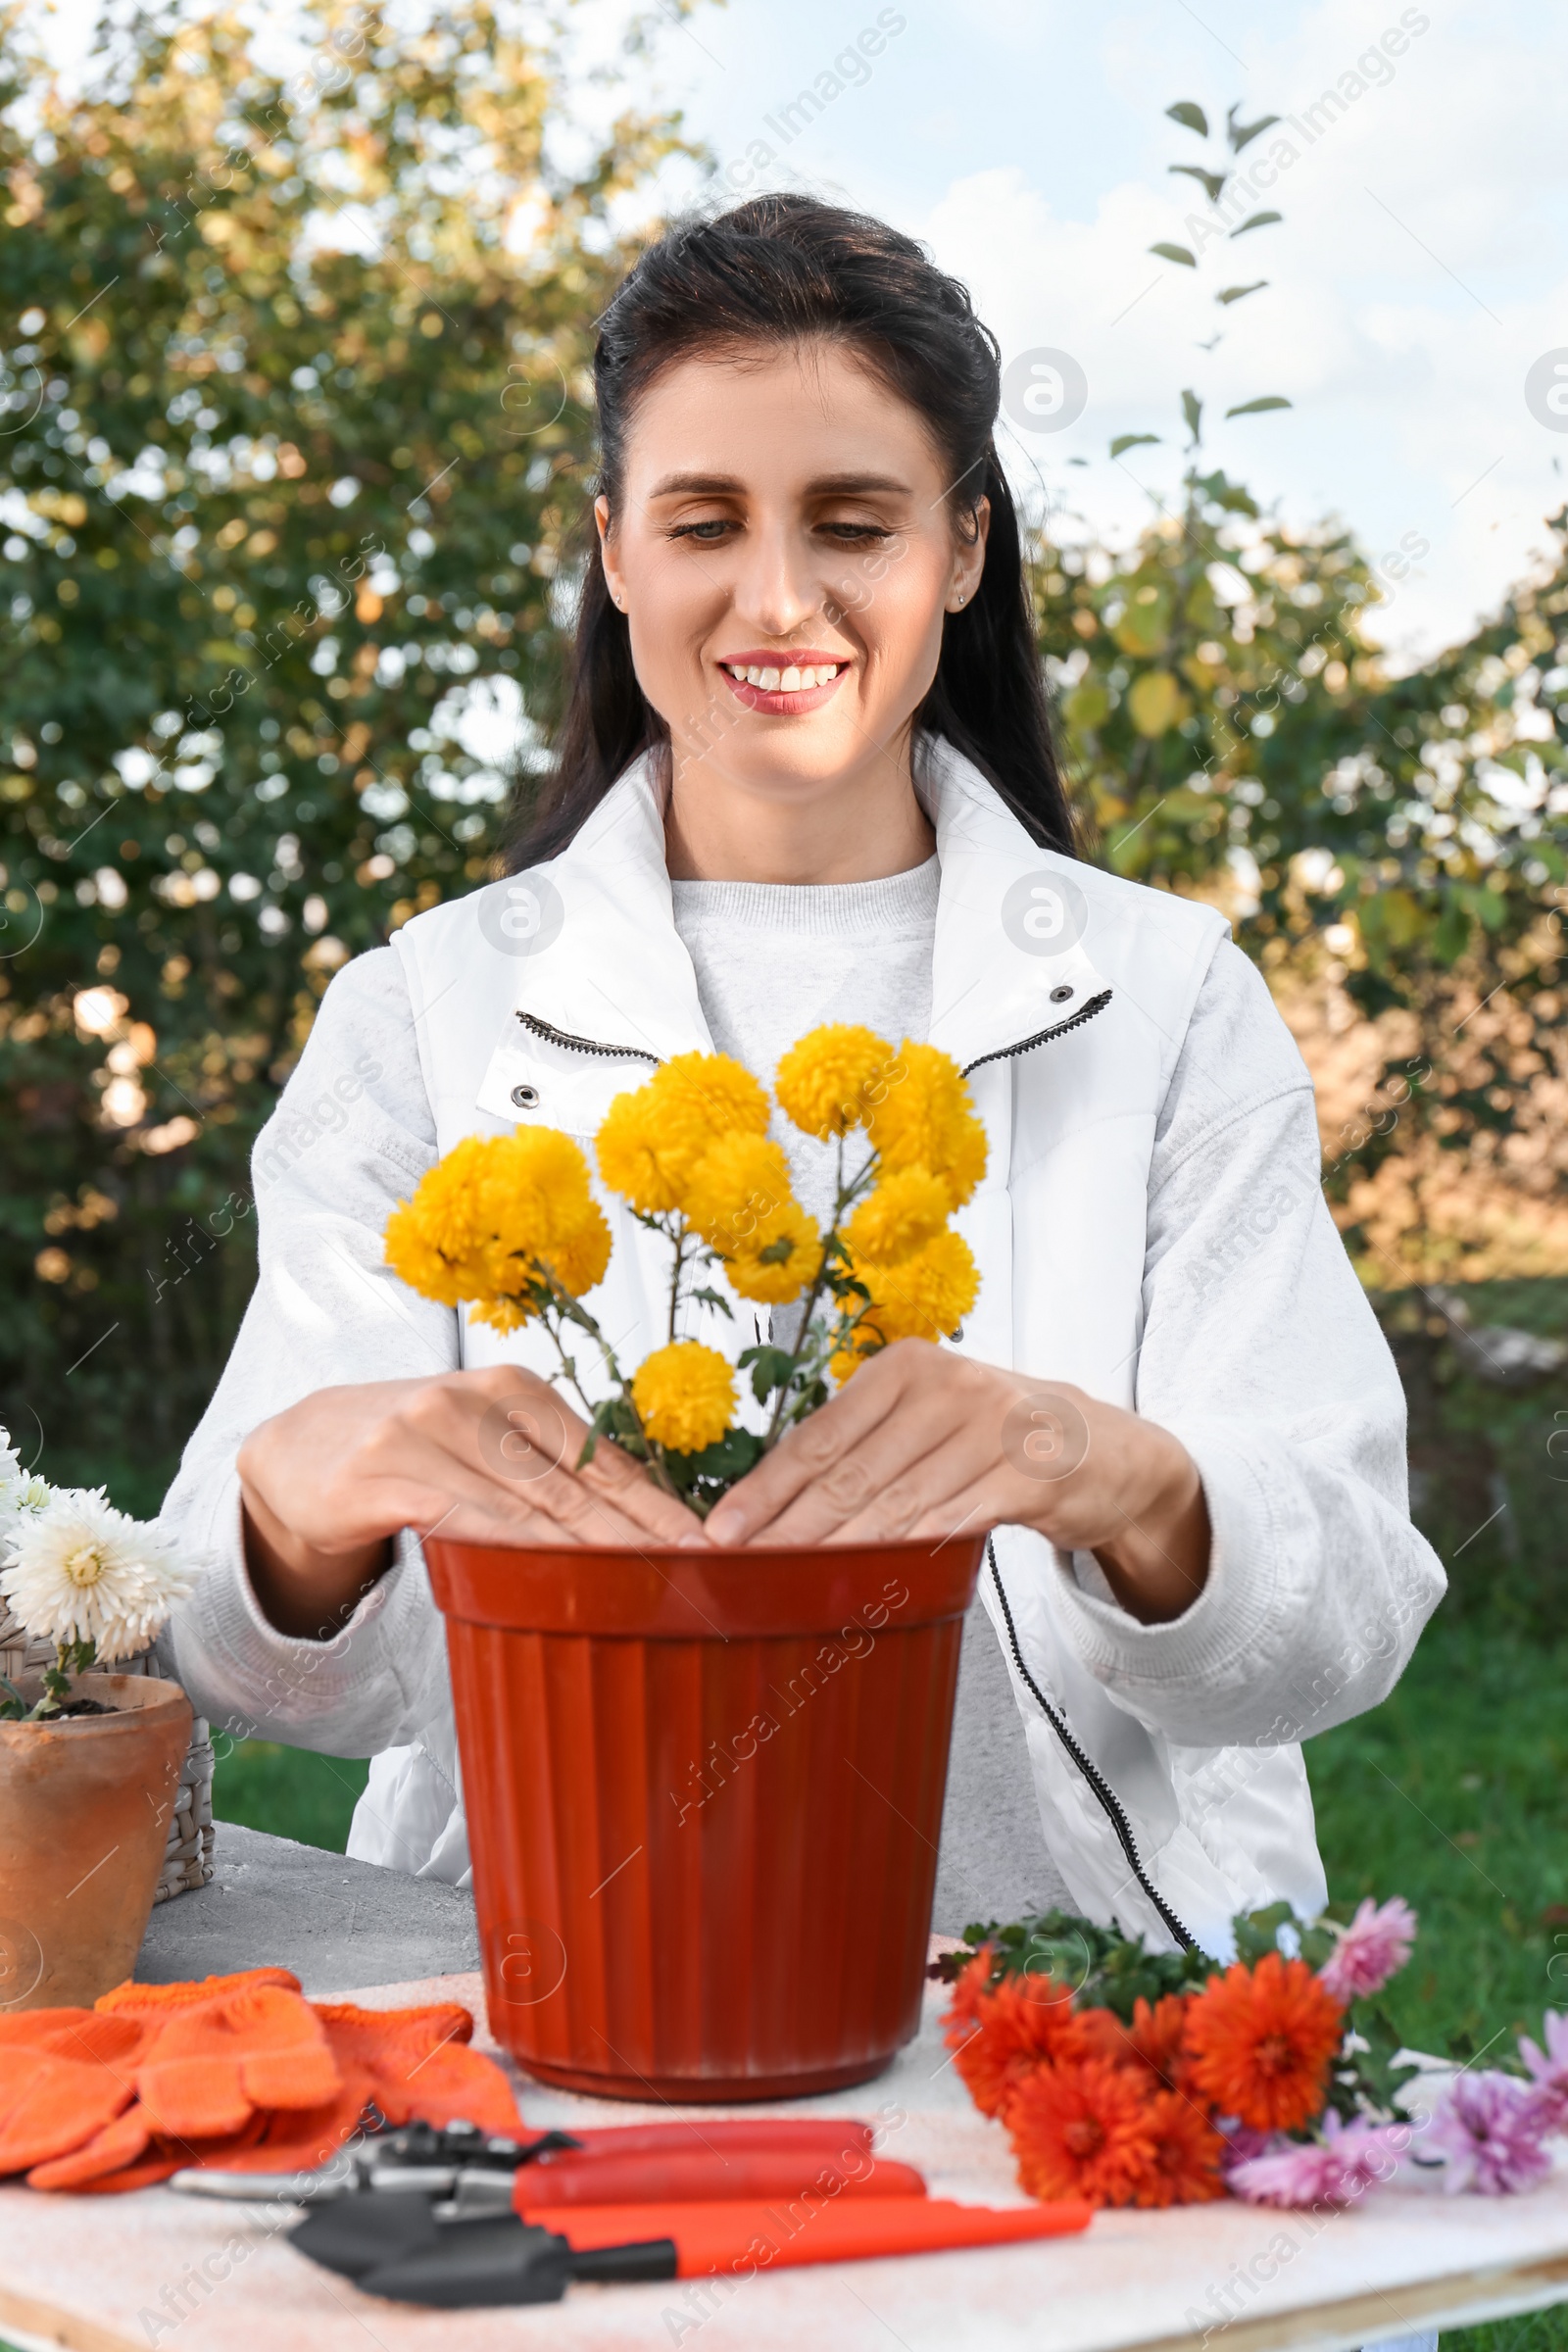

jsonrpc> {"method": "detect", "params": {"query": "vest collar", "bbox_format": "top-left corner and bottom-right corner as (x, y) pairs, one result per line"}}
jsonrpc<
(475, 738), (1110, 1115)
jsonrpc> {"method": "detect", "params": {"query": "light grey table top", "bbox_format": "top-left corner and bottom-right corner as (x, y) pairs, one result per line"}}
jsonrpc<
(134, 1821), (479, 1992)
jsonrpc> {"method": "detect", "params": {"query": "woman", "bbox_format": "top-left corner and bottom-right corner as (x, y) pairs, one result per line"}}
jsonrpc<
(164, 195), (1445, 1955)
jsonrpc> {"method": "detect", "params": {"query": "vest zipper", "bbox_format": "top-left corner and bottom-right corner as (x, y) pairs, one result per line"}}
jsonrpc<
(962, 988), (1198, 1950)
(987, 1539), (1198, 1953)
(959, 986), (1112, 1078)
(519, 986), (1115, 1080)
(516, 1011), (660, 1065)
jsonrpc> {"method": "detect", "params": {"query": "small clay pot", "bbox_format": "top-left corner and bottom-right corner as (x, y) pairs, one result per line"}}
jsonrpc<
(0, 1673), (193, 2011)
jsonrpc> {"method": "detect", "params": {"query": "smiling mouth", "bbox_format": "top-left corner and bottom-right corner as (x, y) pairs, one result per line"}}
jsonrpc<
(717, 656), (849, 711)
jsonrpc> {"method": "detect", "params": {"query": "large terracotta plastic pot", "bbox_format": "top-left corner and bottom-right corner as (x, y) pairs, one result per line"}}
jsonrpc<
(424, 1533), (984, 2101)
(0, 1673), (193, 2011)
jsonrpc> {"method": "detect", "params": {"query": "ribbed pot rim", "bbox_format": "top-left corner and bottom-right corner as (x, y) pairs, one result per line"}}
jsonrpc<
(424, 1530), (985, 1642)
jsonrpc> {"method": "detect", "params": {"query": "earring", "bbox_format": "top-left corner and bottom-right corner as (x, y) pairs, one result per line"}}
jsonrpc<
(955, 592), (965, 608)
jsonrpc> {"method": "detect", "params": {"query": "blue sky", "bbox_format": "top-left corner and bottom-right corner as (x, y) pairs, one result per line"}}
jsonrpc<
(620, 0), (1568, 668)
(31, 0), (1568, 666)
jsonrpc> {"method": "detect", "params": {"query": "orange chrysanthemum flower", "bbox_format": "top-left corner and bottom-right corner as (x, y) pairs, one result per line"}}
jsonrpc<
(1132, 2087), (1227, 2208)
(940, 1950), (995, 2038)
(946, 1969), (1084, 2121)
(1005, 2058), (1158, 2209)
(1185, 1952), (1345, 2132)
(1076, 1993), (1194, 2093)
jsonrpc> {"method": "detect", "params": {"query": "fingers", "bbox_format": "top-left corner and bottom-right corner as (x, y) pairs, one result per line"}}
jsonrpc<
(404, 1374), (709, 1548)
(578, 1441), (711, 1546)
(706, 1347), (916, 1546)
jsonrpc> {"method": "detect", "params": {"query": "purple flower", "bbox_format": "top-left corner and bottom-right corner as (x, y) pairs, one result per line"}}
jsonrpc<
(1318, 1897), (1418, 2002)
(1518, 2012), (1568, 2131)
(1229, 2112), (1411, 2209)
(1423, 2071), (1553, 2195)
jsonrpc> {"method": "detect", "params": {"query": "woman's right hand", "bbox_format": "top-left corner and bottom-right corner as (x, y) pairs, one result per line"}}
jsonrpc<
(236, 1365), (710, 1638)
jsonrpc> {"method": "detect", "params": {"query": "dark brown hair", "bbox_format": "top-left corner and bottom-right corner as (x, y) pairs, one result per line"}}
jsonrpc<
(501, 193), (1076, 867)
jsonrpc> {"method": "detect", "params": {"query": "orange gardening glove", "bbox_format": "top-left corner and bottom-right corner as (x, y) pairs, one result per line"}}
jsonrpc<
(0, 2009), (146, 2067)
(133, 1980), (341, 2139)
(28, 2103), (272, 2194)
(0, 2043), (138, 2177)
(96, 1968), (301, 2016)
(313, 2001), (526, 2135)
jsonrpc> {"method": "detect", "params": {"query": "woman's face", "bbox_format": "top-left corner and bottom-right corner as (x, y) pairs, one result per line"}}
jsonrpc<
(596, 340), (988, 826)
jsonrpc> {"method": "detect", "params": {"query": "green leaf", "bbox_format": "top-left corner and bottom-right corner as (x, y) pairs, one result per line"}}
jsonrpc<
(1227, 106), (1281, 152)
(1150, 241), (1198, 267)
(1166, 100), (1209, 136)
(667, 1426), (764, 1482)
(1230, 209), (1283, 236)
(1215, 280), (1268, 305)
(1433, 896), (1473, 965)
(687, 1285), (734, 1317)
(1225, 395), (1292, 417)
(1181, 388), (1203, 446)
(1109, 432), (1161, 458)
(737, 1343), (797, 1404)
(1231, 1899), (1297, 1964)
(1191, 467), (1260, 515)
(1169, 164), (1227, 202)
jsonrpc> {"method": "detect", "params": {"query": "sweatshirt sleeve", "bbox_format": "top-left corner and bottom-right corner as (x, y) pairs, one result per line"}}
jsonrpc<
(1046, 939), (1446, 1747)
(160, 947), (458, 1756)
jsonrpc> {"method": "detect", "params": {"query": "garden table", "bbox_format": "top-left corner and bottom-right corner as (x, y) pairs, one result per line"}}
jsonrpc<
(1, 1827), (1566, 2352)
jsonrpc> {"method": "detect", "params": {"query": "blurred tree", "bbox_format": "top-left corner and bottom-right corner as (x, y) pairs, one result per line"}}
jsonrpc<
(0, 1), (689, 1469)
(1028, 89), (1566, 1287)
(1, 36), (1563, 1490)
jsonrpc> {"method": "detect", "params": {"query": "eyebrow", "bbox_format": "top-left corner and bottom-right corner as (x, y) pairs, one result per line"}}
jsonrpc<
(644, 469), (914, 500)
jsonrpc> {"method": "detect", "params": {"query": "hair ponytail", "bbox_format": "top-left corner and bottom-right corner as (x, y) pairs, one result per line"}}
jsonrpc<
(503, 196), (1078, 869)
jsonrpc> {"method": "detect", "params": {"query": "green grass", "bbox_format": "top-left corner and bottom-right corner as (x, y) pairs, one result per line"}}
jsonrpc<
(212, 1739), (369, 1850)
(1307, 1615), (1568, 2059)
(1305, 1615), (1568, 2352)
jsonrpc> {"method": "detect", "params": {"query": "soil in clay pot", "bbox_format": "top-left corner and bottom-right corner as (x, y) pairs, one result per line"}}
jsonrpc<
(0, 1673), (192, 2011)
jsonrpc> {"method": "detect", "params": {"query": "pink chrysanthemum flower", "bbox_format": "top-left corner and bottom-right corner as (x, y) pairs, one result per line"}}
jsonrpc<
(1424, 2072), (1553, 2195)
(1229, 2112), (1409, 2208)
(1317, 1897), (1418, 2002)
(1518, 2013), (1568, 2131)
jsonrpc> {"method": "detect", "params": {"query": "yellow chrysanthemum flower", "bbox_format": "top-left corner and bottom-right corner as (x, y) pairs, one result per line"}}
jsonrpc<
(865, 1042), (988, 1208)
(831, 1227), (980, 1381)
(384, 1135), (507, 1308)
(683, 1133), (793, 1249)
(775, 1023), (897, 1141)
(682, 1135), (822, 1303)
(632, 1340), (737, 1453)
(597, 1053), (771, 1214)
(842, 1167), (953, 1270)
(725, 1200), (824, 1303)
(385, 1128), (612, 1330)
(481, 1128), (612, 1298)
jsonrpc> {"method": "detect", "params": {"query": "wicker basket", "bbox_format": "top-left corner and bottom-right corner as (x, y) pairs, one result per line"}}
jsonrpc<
(0, 1603), (215, 1903)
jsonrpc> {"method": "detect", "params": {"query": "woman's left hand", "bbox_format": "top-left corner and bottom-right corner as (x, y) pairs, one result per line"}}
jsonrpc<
(703, 1340), (1211, 1626)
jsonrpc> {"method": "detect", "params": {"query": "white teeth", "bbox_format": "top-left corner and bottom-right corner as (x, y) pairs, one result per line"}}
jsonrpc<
(724, 660), (843, 692)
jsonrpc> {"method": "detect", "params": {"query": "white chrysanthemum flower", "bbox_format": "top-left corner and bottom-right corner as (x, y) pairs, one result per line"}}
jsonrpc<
(0, 1426), (21, 1488)
(0, 1472), (53, 1554)
(0, 1487), (196, 1662)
